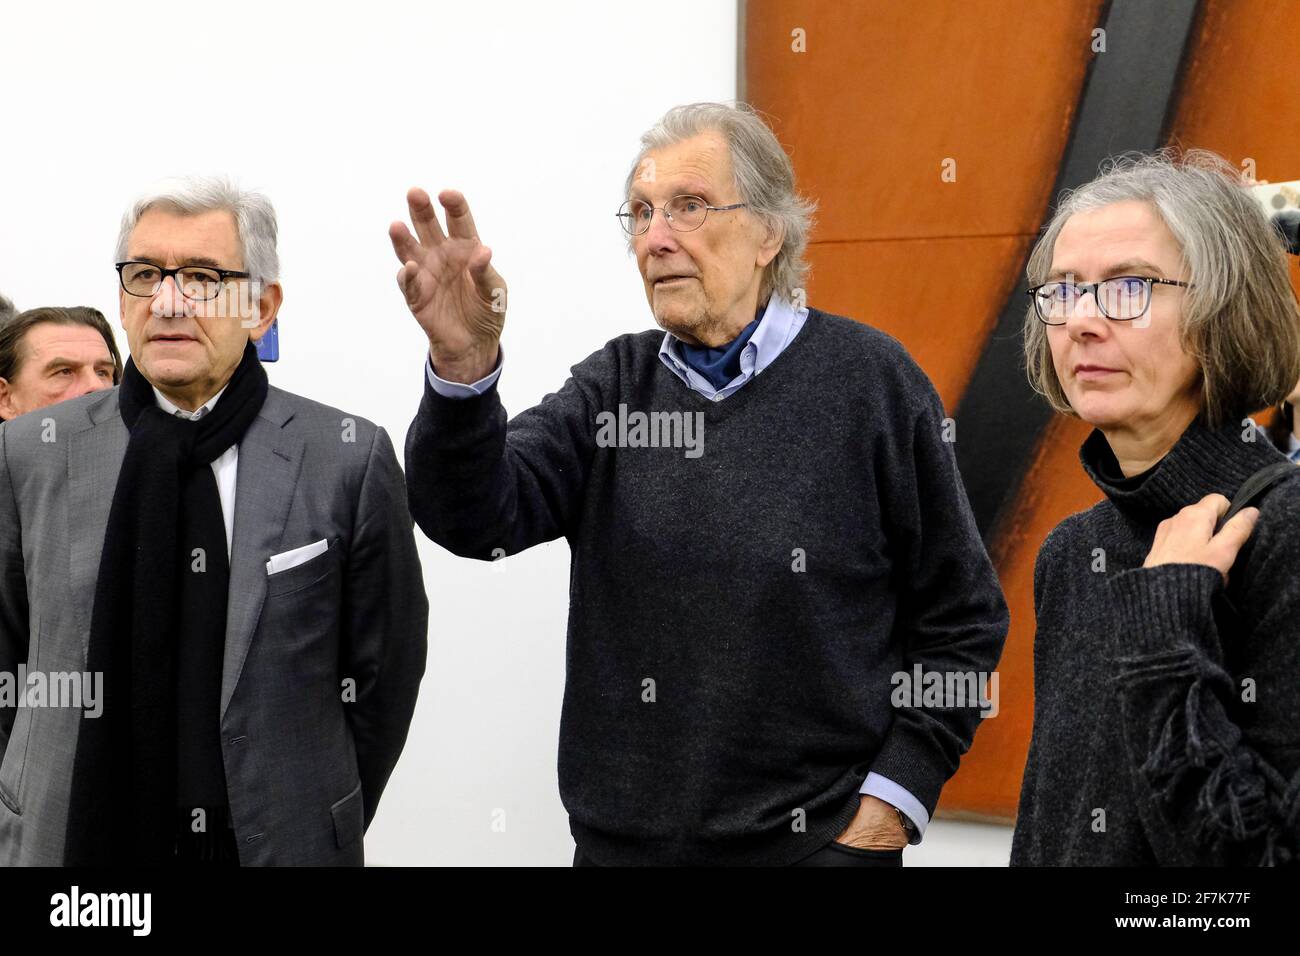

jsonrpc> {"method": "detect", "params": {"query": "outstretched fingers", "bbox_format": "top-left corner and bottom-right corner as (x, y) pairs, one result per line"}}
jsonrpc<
(439, 190), (482, 241)
(389, 220), (424, 266)
(408, 187), (447, 248)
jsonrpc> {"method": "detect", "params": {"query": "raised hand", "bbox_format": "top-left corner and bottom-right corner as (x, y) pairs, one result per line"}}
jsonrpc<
(390, 188), (505, 383)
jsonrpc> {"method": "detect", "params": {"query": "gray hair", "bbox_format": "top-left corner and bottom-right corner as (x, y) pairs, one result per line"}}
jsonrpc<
(114, 175), (280, 285)
(624, 102), (816, 305)
(1024, 148), (1300, 427)
(0, 293), (15, 325)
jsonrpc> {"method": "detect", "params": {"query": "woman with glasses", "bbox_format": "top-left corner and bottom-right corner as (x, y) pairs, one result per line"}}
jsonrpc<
(1010, 150), (1300, 866)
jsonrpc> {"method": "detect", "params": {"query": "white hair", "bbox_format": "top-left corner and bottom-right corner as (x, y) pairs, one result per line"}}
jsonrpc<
(114, 175), (280, 284)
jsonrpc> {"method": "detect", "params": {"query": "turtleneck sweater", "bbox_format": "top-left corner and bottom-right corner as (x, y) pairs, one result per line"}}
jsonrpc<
(1011, 416), (1300, 865)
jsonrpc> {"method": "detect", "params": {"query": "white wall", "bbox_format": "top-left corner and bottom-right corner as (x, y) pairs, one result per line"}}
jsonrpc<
(1, 0), (1015, 865)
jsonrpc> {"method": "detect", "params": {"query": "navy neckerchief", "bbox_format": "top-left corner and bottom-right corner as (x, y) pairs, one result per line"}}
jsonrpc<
(678, 313), (763, 391)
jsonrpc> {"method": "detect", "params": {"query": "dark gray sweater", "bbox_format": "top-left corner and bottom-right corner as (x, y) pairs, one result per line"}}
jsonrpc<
(406, 308), (1008, 865)
(1012, 418), (1300, 866)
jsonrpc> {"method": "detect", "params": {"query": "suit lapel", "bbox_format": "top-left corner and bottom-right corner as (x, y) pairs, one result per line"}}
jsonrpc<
(67, 391), (128, 652)
(221, 389), (304, 718)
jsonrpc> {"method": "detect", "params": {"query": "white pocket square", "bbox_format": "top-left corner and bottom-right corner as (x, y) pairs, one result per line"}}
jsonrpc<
(266, 539), (329, 576)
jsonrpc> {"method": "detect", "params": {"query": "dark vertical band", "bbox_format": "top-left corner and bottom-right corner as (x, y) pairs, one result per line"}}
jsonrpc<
(954, 0), (1202, 540)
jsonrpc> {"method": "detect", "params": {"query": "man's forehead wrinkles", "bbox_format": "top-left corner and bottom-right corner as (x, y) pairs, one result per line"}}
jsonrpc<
(633, 177), (716, 199)
(632, 165), (731, 202)
(658, 155), (724, 177)
(127, 251), (234, 270)
(129, 211), (242, 267)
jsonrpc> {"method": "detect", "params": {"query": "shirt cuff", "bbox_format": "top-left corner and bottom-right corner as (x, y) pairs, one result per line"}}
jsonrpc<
(425, 347), (504, 398)
(860, 772), (930, 845)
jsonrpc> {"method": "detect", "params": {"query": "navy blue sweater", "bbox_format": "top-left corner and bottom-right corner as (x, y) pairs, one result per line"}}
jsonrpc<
(406, 308), (1008, 865)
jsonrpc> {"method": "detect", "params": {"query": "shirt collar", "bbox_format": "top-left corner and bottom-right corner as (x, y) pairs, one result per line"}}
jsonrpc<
(152, 383), (229, 422)
(658, 294), (805, 379)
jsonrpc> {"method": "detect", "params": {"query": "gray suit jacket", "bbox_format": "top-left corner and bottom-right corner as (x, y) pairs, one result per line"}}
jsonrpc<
(0, 384), (429, 865)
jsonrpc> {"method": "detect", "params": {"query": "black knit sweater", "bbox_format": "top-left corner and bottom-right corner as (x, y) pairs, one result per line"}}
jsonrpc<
(1011, 417), (1300, 865)
(406, 309), (1009, 865)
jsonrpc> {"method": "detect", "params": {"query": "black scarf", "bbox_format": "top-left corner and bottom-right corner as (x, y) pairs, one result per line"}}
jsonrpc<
(63, 342), (267, 865)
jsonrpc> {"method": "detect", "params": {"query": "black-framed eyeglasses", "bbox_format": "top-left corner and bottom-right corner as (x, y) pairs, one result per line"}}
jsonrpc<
(1026, 275), (1193, 325)
(115, 260), (251, 301)
(616, 195), (747, 236)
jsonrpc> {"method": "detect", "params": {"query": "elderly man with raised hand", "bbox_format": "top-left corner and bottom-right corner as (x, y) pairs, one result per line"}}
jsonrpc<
(397, 102), (1008, 867)
(1012, 150), (1300, 866)
(0, 306), (122, 421)
(0, 176), (429, 866)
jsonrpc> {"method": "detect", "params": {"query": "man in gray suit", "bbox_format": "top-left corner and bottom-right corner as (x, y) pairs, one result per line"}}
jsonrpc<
(0, 176), (429, 865)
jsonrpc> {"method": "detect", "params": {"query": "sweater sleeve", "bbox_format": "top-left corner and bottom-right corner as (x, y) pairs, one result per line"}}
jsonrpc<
(404, 342), (613, 560)
(1107, 561), (1300, 865)
(867, 354), (1010, 817)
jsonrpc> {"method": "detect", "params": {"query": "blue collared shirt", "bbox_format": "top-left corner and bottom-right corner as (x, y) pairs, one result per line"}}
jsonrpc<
(425, 296), (930, 843)
(655, 294), (805, 401)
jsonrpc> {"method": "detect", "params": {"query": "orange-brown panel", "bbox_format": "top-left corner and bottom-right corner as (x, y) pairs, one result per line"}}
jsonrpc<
(1168, 0), (1300, 317)
(746, 0), (1300, 824)
(1168, 0), (1300, 186)
(952, 0), (1300, 821)
(808, 235), (1031, 408)
(745, 0), (1105, 243)
(939, 414), (1101, 820)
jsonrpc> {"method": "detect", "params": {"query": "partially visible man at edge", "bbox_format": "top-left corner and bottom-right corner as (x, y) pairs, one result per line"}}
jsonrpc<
(0, 306), (122, 421)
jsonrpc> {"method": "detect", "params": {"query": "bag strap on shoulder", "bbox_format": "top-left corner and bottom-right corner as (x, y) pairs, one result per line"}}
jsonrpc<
(1214, 461), (1300, 534)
